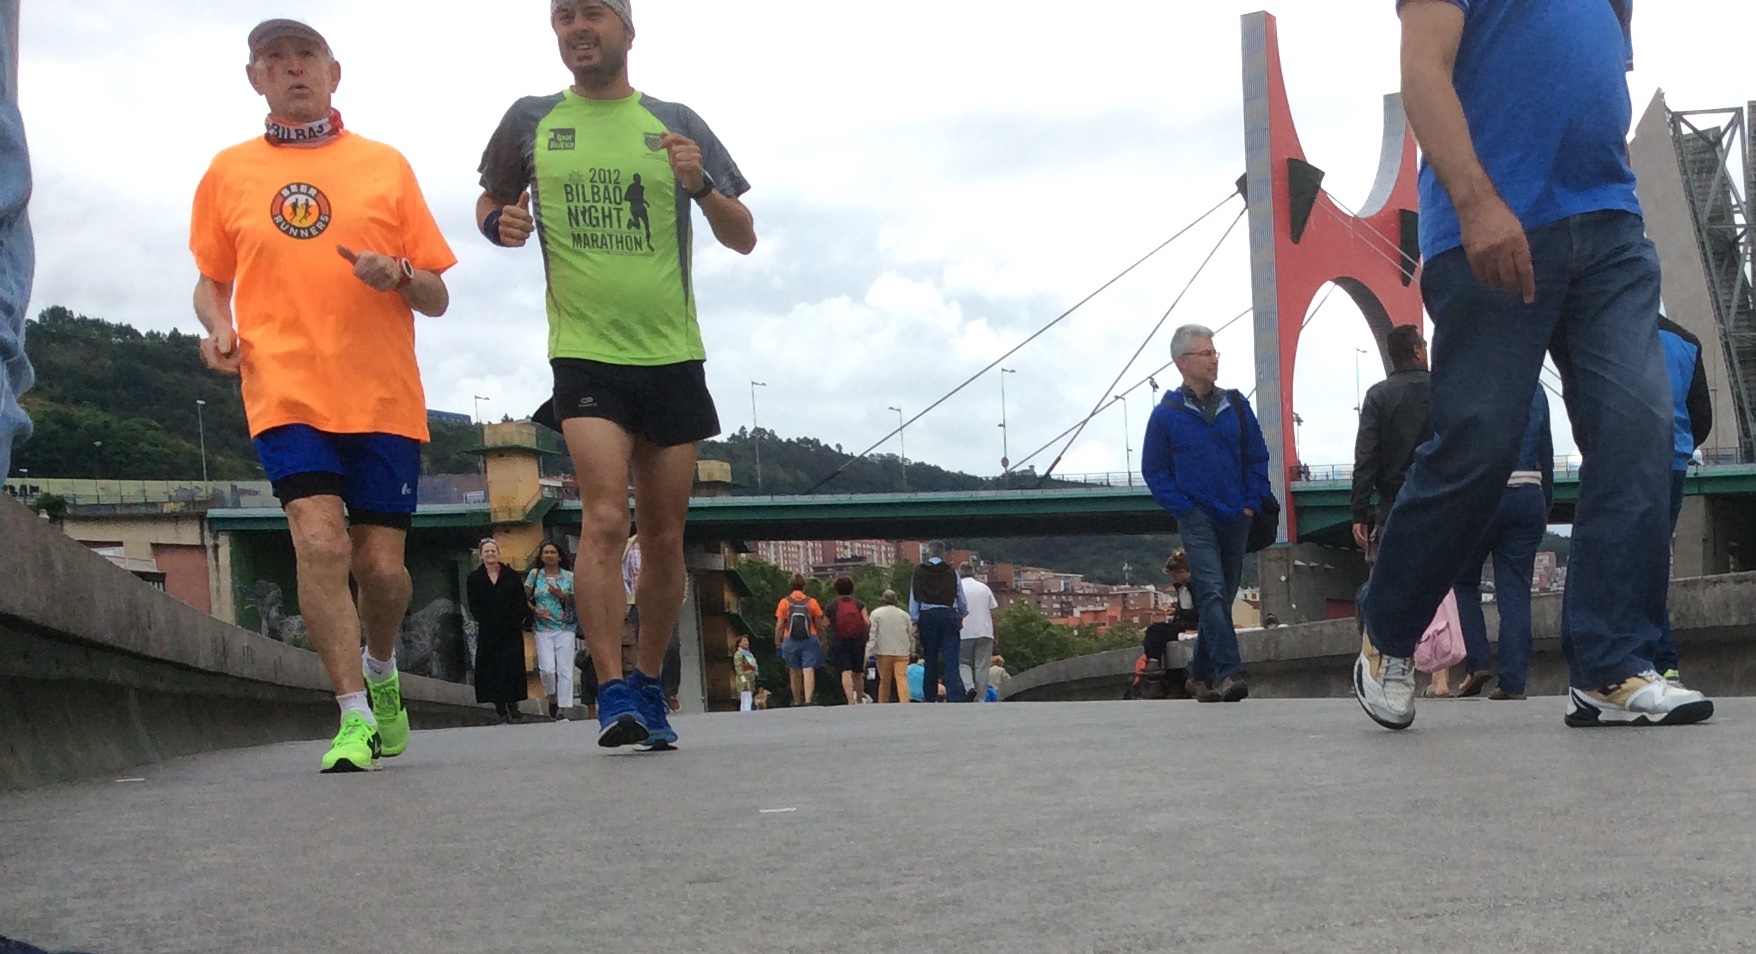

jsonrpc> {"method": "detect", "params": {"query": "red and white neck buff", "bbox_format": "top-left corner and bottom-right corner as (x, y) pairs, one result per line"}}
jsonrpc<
(264, 109), (345, 147)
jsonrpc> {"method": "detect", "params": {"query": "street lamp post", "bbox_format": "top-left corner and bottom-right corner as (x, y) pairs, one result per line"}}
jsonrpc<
(473, 394), (491, 424)
(999, 368), (1015, 475)
(750, 381), (767, 492)
(887, 405), (907, 491)
(195, 399), (209, 483)
(92, 440), (103, 482)
(1116, 393), (1132, 486)
(1353, 348), (1368, 413)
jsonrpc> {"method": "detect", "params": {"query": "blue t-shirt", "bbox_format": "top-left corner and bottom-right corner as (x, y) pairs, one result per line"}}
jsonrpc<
(1413, 0), (1641, 257)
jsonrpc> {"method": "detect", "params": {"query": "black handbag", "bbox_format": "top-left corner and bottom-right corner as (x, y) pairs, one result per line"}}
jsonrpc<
(1230, 390), (1281, 553)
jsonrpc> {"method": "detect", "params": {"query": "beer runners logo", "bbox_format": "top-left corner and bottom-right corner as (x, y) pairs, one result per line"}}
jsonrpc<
(271, 183), (332, 240)
(548, 128), (576, 151)
(643, 132), (664, 151)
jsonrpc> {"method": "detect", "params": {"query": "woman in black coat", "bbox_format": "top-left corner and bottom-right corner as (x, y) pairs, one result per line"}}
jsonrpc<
(467, 538), (532, 722)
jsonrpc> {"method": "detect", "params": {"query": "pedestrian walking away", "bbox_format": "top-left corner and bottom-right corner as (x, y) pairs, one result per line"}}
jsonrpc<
(1644, 314), (1714, 687)
(866, 589), (914, 703)
(188, 18), (455, 772)
(910, 541), (968, 702)
(526, 542), (577, 720)
(468, 539), (533, 724)
(957, 562), (1000, 702)
(774, 574), (826, 706)
(1356, 0), (1711, 730)
(1453, 387), (1552, 702)
(1142, 324), (1271, 704)
(824, 575), (871, 705)
(477, 0), (756, 751)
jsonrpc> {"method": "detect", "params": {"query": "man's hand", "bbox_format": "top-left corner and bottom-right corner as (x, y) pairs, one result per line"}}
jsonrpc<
(200, 324), (242, 375)
(1352, 522), (1372, 551)
(658, 133), (706, 194)
(1244, 508), (1256, 518)
(497, 192), (534, 247)
(1457, 195), (1535, 303)
(336, 245), (403, 293)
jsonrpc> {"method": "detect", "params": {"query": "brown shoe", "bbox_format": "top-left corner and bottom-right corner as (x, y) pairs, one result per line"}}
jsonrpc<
(1195, 682), (1224, 703)
(1217, 676), (1250, 702)
(1184, 678), (1212, 699)
(1489, 689), (1527, 701)
(1455, 670), (1494, 698)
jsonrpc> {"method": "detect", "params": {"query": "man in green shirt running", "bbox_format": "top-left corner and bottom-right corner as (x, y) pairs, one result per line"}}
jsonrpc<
(476, 0), (755, 752)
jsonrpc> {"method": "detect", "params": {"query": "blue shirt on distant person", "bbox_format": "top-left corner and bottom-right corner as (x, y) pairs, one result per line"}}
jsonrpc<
(1408, 0), (1640, 257)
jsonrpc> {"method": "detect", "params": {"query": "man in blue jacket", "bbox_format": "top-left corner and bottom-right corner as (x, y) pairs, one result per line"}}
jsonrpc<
(1452, 386), (1552, 700)
(1141, 324), (1272, 703)
(1649, 315), (1713, 684)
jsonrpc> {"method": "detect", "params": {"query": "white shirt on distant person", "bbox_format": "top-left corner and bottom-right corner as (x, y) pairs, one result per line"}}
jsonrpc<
(959, 576), (1000, 641)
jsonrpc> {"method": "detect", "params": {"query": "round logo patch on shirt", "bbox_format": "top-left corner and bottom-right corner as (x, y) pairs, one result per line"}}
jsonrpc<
(270, 183), (332, 239)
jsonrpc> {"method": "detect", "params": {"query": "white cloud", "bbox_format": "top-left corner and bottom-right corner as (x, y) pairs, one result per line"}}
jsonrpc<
(15, 0), (1748, 479)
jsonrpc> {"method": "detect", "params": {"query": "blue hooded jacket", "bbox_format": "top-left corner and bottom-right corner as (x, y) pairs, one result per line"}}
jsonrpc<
(1658, 316), (1713, 470)
(1141, 387), (1272, 526)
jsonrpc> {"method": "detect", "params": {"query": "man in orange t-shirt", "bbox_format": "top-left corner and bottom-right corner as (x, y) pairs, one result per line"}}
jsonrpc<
(187, 19), (456, 774)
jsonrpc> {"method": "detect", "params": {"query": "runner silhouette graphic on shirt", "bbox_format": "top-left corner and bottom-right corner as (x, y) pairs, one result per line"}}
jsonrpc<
(625, 174), (652, 249)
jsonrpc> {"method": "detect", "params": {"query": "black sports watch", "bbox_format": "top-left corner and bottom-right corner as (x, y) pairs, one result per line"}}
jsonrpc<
(688, 172), (717, 201)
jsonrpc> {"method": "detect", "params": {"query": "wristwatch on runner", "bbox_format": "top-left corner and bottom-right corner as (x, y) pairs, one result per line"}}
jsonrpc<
(395, 257), (415, 289)
(688, 173), (717, 202)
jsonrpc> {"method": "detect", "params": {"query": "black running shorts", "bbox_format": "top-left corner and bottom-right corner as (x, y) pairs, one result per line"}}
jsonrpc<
(545, 358), (721, 448)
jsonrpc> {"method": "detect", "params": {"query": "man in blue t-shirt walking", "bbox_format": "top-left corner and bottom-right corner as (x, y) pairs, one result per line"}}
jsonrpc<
(1354, 0), (1713, 730)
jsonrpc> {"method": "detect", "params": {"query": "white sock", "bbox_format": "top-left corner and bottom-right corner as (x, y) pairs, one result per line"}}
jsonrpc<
(363, 649), (397, 683)
(337, 691), (377, 727)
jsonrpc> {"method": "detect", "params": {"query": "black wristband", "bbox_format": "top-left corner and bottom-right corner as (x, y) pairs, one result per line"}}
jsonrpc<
(482, 209), (507, 247)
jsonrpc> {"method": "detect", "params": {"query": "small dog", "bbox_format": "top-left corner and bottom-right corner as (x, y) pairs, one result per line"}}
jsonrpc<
(753, 688), (771, 711)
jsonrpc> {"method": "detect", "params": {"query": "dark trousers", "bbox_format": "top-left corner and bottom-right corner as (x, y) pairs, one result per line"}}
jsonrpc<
(916, 609), (967, 702)
(1362, 211), (1670, 690)
(1642, 469), (1689, 673)
(1454, 483), (1547, 695)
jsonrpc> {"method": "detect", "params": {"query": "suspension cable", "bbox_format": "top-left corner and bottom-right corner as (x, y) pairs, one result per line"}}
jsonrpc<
(800, 189), (1243, 494)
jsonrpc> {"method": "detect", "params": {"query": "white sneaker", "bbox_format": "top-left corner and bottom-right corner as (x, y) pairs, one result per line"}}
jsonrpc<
(1354, 632), (1416, 730)
(1565, 671), (1714, 728)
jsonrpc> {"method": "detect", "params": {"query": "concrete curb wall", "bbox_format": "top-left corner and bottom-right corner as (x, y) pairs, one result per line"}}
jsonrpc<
(0, 498), (498, 790)
(1002, 574), (1756, 702)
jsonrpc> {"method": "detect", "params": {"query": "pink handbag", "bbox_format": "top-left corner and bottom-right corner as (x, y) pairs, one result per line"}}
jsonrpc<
(1413, 590), (1467, 674)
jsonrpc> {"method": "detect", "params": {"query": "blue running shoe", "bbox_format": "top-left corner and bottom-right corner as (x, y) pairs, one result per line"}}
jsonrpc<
(595, 680), (650, 748)
(628, 670), (679, 752)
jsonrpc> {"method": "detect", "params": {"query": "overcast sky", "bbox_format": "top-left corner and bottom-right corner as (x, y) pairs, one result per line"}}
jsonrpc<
(15, 1), (1753, 480)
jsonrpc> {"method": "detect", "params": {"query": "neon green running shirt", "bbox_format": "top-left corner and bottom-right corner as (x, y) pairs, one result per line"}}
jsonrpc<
(478, 90), (750, 366)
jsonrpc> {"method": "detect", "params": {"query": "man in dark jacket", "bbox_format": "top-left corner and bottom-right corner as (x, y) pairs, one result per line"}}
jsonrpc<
(1649, 315), (1714, 684)
(1141, 323), (1272, 703)
(909, 541), (968, 702)
(1351, 324), (1430, 557)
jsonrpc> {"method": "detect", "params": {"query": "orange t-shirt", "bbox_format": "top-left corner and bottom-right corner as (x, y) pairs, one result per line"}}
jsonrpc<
(189, 131), (457, 440)
(775, 592), (825, 636)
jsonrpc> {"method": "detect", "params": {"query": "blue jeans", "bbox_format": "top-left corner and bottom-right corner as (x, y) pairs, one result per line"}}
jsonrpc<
(1453, 483), (1547, 695)
(1363, 211), (1670, 690)
(1642, 469), (1688, 673)
(916, 609), (967, 702)
(1179, 507), (1250, 682)
(0, 2), (35, 480)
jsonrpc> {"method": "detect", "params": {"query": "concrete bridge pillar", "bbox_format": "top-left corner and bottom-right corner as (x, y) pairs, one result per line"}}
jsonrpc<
(1675, 494), (1756, 577)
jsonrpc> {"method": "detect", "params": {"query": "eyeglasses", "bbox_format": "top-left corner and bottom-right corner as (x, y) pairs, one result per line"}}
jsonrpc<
(1181, 349), (1220, 359)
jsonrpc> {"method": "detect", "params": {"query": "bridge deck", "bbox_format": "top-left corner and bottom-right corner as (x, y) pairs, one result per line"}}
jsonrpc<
(5, 700), (1752, 952)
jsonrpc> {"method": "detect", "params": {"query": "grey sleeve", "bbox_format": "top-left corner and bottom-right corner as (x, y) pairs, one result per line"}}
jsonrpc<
(477, 95), (558, 201)
(640, 95), (752, 197)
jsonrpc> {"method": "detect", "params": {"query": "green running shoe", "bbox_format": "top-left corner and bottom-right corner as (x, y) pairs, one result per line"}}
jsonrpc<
(367, 669), (411, 758)
(321, 712), (383, 773)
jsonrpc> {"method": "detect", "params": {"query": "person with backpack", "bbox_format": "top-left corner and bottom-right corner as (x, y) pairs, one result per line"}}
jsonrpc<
(824, 575), (871, 705)
(909, 540), (969, 703)
(773, 573), (826, 706)
(1141, 324), (1272, 705)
